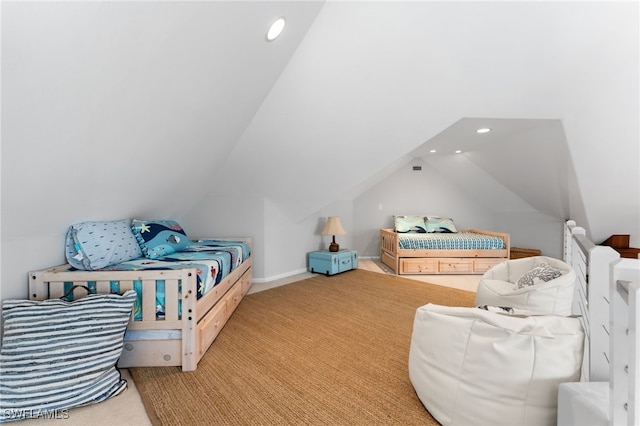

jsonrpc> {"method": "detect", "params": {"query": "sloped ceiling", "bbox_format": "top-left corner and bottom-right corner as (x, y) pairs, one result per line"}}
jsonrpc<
(415, 118), (570, 219)
(208, 1), (637, 244)
(209, 2), (619, 221)
(1, 1), (325, 240)
(1, 0), (638, 264)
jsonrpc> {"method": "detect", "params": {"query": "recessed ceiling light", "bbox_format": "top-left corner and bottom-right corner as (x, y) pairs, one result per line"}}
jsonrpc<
(430, 149), (436, 153)
(455, 150), (462, 154)
(266, 17), (286, 42)
(476, 128), (491, 134)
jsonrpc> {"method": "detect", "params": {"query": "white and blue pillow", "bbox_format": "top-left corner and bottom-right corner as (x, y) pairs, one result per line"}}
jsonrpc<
(394, 215), (427, 233)
(65, 220), (142, 270)
(425, 217), (458, 233)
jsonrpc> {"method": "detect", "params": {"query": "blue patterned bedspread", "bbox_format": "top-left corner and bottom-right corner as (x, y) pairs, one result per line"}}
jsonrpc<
(398, 232), (505, 250)
(65, 240), (250, 320)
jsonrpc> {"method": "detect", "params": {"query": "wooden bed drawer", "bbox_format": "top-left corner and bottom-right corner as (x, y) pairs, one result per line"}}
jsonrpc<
(400, 258), (438, 274)
(225, 281), (244, 313)
(198, 273), (246, 356)
(239, 268), (253, 296)
(439, 260), (473, 273)
(198, 300), (228, 356)
(473, 259), (503, 273)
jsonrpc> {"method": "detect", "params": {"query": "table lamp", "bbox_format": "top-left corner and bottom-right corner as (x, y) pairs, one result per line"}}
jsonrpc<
(321, 216), (346, 252)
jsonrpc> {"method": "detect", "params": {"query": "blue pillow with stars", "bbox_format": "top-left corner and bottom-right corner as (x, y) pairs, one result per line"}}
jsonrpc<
(131, 219), (190, 259)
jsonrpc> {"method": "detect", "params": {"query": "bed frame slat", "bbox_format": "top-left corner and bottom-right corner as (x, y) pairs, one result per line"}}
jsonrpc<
(119, 280), (134, 292)
(165, 279), (180, 321)
(141, 279), (157, 322)
(50, 282), (65, 298)
(96, 280), (111, 294)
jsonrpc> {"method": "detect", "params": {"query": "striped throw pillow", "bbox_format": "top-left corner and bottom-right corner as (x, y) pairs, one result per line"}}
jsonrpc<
(0, 290), (136, 423)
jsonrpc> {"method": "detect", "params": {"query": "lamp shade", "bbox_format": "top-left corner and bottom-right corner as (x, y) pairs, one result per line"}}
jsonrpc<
(321, 216), (346, 236)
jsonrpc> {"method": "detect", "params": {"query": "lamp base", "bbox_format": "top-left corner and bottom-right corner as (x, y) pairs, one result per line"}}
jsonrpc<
(329, 242), (340, 252)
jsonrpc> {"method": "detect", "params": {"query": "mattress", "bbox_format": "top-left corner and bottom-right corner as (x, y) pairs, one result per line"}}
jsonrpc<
(62, 240), (251, 320)
(398, 232), (505, 250)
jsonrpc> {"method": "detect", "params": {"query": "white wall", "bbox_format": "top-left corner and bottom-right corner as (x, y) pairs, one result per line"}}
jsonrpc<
(0, 1), (324, 300)
(181, 195), (267, 275)
(263, 198), (353, 280)
(352, 157), (564, 259)
(183, 194), (353, 284)
(1, 1), (637, 303)
(553, 3), (640, 245)
(492, 212), (565, 258)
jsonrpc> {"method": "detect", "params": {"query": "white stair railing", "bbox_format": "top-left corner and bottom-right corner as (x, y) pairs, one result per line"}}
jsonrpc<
(610, 258), (640, 426)
(564, 220), (619, 381)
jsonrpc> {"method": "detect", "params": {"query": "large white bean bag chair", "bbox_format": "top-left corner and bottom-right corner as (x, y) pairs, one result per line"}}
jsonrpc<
(475, 256), (576, 315)
(409, 304), (584, 426)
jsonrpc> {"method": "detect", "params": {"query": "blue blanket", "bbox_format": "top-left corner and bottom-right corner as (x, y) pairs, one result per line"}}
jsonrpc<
(64, 240), (250, 320)
(398, 232), (505, 250)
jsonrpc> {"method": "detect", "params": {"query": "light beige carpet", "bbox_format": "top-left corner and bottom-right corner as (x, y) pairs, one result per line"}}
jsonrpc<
(15, 369), (151, 426)
(131, 269), (476, 425)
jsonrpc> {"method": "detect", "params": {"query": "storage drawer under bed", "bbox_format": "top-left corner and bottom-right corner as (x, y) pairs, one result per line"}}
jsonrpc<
(439, 260), (473, 273)
(198, 299), (228, 356)
(198, 267), (251, 355)
(400, 258), (504, 274)
(400, 258), (439, 274)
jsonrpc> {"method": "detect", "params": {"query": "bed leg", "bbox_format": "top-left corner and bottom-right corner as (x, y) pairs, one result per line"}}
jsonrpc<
(181, 273), (198, 372)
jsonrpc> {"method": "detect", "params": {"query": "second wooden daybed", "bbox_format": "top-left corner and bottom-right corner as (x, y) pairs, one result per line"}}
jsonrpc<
(380, 228), (510, 275)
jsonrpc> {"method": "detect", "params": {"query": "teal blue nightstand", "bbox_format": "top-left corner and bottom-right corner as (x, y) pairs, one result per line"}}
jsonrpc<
(308, 249), (358, 276)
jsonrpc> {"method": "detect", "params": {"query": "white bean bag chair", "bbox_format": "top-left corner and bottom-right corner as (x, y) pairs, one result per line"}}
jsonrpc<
(475, 256), (576, 315)
(409, 304), (584, 426)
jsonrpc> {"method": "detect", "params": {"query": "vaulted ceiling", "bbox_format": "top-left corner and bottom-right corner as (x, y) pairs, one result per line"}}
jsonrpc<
(2, 0), (638, 254)
(416, 118), (571, 219)
(207, 0), (637, 238)
(2, 1), (325, 237)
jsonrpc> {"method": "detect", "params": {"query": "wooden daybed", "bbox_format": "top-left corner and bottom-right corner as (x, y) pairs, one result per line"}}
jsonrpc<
(28, 237), (252, 372)
(380, 228), (510, 275)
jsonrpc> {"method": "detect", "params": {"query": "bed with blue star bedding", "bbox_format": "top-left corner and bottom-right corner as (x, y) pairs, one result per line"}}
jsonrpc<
(97, 239), (251, 319)
(28, 223), (253, 372)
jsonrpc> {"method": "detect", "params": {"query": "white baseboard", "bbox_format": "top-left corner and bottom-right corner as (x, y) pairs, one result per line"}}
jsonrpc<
(251, 257), (380, 285)
(252, 268), (308, 284)
(248, 268), (314, 295)
(248, 257), (383, 294)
